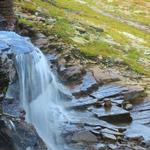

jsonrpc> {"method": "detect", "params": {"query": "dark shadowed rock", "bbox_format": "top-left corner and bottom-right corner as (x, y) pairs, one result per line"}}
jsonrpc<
(60, 65), (85, 82)
(0, 118), (16, 150)
(0, 15), (7, 31)
(0, 117), (47, 150)
(0, 40), (15, 93)
(0, 94), (4, 102)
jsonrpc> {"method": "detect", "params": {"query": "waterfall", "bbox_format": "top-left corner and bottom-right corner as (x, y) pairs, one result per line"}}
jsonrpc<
(0, 31), (70, 150)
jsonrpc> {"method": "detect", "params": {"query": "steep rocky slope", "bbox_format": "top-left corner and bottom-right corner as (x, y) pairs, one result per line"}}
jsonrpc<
(15, 0), (150, 77)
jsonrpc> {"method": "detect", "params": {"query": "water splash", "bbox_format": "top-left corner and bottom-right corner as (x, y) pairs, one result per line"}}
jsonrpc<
(0, 31), (71, 150)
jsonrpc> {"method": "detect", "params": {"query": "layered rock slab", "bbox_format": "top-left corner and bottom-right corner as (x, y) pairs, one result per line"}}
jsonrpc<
(91, 106), (132, 123)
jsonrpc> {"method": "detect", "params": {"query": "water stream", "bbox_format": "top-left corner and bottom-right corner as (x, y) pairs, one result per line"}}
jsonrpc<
(0, 31), (70, 150)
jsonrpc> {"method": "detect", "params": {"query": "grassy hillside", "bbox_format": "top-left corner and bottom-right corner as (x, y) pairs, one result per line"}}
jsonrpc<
(15, 0), (150, 76)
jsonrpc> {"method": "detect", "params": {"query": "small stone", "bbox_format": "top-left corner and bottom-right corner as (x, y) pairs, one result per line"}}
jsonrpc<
(124, 103), (133, 110)
(91, 26), (104, 32)
(104, 98), (112, 108)
(20, 110), (26, 115)
(115, 58), (125, 65)
(47, 18), (56, 24)
(74, 26), (86, 34)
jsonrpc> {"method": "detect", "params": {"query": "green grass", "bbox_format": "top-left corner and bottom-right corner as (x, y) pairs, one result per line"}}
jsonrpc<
(51, 18), (75, 40)
(127, 49), (140, 60)
(79, 40), (122, 57)
(88, 0), (150, 26)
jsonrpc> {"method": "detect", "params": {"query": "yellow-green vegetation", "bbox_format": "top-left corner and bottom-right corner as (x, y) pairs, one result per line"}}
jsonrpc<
(79, 41), (123, 57)
(52, 18), (75, 40)
(15, 0), (150, 76)
(88, 0), (150, 26)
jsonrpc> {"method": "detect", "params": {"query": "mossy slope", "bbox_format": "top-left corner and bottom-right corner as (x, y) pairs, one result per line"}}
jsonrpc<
(15, 0), (150, 76)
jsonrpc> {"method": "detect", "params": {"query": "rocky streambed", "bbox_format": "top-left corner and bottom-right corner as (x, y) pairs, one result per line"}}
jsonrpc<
(0, 28), (150, 150)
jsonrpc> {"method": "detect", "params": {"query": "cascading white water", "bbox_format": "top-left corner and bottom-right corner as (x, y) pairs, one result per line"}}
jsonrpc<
(0, 31), (71, 150)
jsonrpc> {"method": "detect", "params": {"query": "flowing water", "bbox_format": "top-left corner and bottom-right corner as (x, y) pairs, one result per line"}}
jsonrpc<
(0, 31), (71, 150)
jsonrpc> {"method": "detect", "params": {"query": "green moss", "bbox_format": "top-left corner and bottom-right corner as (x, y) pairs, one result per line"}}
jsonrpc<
(127, 49), (140, 60)
(19, 2), (37, 13)
(123, 58), (150, 76)
(18, 17), (52, 35)
(16, 0), (65, 18)
(18, 18), (35, 27)
(79, 41), (122, 57)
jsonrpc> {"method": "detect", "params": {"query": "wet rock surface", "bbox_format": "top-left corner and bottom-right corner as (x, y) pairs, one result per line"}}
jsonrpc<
(91, 105), (132, 123)
(69, 72), (98, 97)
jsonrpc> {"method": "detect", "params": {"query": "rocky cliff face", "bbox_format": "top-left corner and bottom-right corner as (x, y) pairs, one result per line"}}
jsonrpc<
(0, 16), (16, 93)
(0, 117), (18, 150)
(0, 40), (16, 93)
(0, 32), (47, 150)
